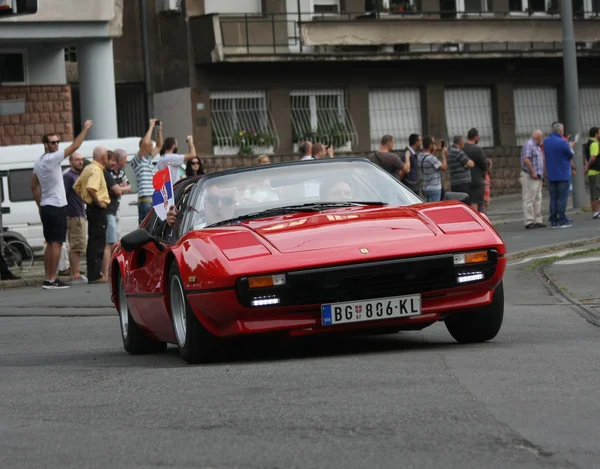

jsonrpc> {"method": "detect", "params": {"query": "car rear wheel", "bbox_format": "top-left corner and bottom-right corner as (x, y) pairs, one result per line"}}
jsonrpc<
(168, 261), (223, 364)
(117, 271), (167, 354)
(445, 280), (504, 344)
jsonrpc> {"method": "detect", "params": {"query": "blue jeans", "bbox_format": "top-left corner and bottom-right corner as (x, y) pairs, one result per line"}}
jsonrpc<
(138, 201), (152, 225)
(548, 180), (570, 225)
(424, 190), (442, 202)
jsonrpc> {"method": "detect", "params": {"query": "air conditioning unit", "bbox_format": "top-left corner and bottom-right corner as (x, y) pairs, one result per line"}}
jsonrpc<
(157, 0), (180, 14)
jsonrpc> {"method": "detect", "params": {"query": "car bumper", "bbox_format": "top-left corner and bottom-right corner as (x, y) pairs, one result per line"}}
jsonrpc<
(186, 268), (504, 339)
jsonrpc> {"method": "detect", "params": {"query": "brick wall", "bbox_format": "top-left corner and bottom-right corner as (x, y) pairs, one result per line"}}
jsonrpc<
(0, 85), (74, 146)
(198, 147), (525, 196)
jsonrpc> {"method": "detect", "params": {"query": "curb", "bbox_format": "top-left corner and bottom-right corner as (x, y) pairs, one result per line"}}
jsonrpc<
(0, 274), (70, 290)
(535, 261), (600, 328)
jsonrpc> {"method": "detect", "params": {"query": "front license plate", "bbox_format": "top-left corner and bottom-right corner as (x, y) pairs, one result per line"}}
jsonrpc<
(321, 295), (421, 326)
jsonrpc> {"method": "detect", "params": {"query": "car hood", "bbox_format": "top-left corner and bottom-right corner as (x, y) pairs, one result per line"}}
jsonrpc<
(240, 204), (485, 254)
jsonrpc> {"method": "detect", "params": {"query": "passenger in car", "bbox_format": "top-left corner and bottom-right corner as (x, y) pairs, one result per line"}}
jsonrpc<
(319, 178), (354, 202)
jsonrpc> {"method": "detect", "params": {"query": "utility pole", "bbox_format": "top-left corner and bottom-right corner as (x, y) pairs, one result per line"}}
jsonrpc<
(560, 0), (586, 208)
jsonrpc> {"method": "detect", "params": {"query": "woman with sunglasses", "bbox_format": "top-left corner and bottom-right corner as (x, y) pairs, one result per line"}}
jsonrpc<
(184, 157), (205, 179)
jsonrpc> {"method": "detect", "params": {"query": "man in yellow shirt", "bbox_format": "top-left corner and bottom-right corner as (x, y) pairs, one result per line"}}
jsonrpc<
(583, 127), (600, 219)
(74, 146), (110, 284)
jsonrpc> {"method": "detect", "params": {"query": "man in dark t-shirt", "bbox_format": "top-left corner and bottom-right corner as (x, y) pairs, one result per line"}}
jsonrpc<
(368, 135), (404, 180)
(462, 128), (488, 212)
(63, 152), (87, 283)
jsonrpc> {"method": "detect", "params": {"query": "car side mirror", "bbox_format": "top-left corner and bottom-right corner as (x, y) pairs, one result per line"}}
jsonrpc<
(443, 191), (470, 204)
(120, 228), (166, 252)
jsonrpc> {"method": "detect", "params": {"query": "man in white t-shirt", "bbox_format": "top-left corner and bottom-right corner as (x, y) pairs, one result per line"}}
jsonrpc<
(31, 120), (93, 290)
(156, 135), (197, 183)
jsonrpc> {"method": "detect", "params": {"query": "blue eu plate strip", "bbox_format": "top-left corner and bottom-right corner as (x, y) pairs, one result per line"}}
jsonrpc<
(321, 304), (332, 325)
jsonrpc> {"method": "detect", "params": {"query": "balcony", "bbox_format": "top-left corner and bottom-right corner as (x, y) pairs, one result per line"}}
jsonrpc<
(189, 5), (600, 63)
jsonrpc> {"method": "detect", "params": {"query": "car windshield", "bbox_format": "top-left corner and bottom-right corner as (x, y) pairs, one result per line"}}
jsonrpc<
(181, 159), (423, 231)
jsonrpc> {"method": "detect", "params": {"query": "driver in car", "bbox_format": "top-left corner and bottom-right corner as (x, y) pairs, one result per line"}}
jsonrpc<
(165, 182), (238, 230)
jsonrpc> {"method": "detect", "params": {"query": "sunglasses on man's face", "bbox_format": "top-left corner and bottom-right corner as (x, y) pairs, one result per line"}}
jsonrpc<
(48, 140), (60, 145)
(206, 195), (234, 206)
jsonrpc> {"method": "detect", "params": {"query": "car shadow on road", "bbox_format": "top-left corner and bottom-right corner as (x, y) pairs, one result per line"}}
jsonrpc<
(71, 333), (469, 368)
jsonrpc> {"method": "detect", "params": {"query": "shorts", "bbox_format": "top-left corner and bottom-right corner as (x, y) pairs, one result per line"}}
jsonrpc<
(450, 183), (471, 204)
(106, 213), (117, 244)
(67, 216), (87, 253)
(469, 185), (485, 206)
(589, 174), (600, 201)
(40, 205), (67, 244)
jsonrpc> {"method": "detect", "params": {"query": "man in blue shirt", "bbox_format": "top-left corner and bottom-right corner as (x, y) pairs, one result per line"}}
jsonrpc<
(543, 122), (576, 228)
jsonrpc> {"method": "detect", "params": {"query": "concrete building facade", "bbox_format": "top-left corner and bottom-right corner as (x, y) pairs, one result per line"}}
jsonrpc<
(0, 0), (124, 143)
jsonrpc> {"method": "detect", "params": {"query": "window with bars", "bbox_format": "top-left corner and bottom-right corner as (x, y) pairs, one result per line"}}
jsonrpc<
(368, 89), (422, 150)
(444, 88), (494, 147)
(64, 46), (77, 63)
(290, 89), (357, 151)
(513, 87), (558, 145)
(210, 91), (279, 156)
(580, 88), (600, 137)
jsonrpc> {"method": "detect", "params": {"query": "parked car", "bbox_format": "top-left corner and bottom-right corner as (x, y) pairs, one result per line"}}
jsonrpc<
(109, 158), (507, 364)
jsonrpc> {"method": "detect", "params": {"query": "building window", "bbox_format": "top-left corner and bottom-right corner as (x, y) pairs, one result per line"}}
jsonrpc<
(314, 0), (340, 14)
(0, 52), (27, 85)
(444, 88), (494, 147)
(210, 91), (279, 156)
(580, 88), (600, 137)
(64, 46), (77, 63)
(368, 89), (422, 150)
(513, 87), (558, 145)
(290, 89), (357, 152)
(508, 0), (590, 14)
(458, 0), (492, 13)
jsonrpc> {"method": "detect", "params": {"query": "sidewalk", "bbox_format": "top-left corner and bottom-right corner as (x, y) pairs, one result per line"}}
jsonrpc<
(484, 192), (581, 226)
(1, 193), (598, 290)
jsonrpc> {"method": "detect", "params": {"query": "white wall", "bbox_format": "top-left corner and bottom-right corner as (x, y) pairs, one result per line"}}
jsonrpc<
(153, 88), (194, 151)
(204, 0), (262, 14)
(27, 47), (66, 85)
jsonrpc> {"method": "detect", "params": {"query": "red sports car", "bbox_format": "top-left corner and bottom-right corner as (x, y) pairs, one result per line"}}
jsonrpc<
(109, 158), (506, 364)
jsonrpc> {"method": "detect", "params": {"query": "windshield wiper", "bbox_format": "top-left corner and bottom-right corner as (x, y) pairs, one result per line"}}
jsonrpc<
(206, 201), (388, 228)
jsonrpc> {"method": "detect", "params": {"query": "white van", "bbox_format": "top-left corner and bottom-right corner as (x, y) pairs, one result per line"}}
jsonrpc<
(0, 138), (184, 252)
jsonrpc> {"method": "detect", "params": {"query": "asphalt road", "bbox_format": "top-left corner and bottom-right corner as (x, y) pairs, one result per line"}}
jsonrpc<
(1, 263), (599, 469)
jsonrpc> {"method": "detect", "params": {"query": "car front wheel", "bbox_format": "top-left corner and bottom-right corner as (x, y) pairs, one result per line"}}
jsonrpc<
(445, 280), (504, 344)
(168, 261), (223, 364)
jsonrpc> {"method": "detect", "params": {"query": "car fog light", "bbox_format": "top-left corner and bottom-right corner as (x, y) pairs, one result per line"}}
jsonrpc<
(457, 272), (485, 283)
(251, 296), (280, 307)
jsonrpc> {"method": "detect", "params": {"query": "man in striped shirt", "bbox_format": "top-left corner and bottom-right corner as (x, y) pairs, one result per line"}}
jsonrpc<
(418, 136), (448, 202)
(131, 119), (163, 224)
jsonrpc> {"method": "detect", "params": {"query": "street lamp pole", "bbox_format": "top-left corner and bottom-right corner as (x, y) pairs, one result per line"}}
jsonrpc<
(560, 0), (586, 208)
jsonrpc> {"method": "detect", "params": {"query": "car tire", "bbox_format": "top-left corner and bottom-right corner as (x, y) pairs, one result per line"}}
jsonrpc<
(117, 270), (167, 355)
(444, 280), (504, 344)
(168, 261), (223, 364)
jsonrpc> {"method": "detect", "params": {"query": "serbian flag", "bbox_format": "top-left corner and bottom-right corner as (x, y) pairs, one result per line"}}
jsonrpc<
(152, 165), (174, 220)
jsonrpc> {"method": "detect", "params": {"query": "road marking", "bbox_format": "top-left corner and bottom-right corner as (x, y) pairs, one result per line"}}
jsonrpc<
(554, 256), (600, 266)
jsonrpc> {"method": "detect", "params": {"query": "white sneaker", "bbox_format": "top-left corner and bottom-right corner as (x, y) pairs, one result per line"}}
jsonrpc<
(70, 275), (88, 284)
